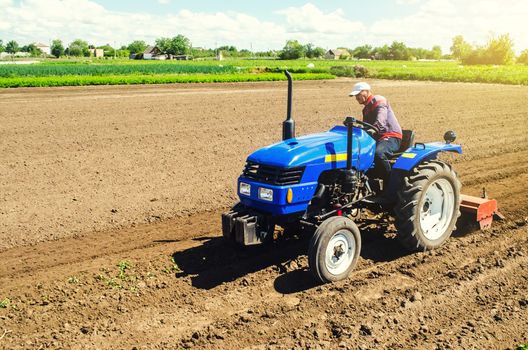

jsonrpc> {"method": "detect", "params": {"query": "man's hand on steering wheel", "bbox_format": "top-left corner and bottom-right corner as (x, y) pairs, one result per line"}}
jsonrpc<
(355, 119), (378, 137)
(365, 128), (377, 137)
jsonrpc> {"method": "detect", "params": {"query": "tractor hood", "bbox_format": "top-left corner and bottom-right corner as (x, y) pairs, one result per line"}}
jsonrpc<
(247, 125), (375, 169)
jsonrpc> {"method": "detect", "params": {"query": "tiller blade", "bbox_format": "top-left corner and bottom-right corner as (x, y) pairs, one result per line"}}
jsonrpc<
(460, 194), (505, 230)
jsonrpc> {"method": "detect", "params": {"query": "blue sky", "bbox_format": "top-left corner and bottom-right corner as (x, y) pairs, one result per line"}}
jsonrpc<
(1, 0), (527, 53)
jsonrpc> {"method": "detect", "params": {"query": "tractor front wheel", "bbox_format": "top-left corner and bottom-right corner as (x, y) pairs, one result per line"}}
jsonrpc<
(308, 216), (361, 283)
(394, 160), (461, 251)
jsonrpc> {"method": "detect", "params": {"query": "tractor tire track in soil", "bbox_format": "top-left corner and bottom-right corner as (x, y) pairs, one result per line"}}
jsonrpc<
(1, 80), (527, 349)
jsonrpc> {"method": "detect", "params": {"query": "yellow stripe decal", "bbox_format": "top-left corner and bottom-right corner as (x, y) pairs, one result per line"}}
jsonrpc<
(325, 153), (348, 162)
(401, 153), (417, 159)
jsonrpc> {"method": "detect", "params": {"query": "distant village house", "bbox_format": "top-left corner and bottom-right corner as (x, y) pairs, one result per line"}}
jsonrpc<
(143, 46), (165, 60)
(89, 48), (104, 58)
(140, 46), (191, 60)
(325, 49), (351, 60)
(35, 42), (50, 56)
(172, 54), (191, 60)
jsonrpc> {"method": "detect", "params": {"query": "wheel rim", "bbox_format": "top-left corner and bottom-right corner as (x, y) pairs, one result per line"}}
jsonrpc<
(419, 178), (455, 240)
(324, 230), (355, 276)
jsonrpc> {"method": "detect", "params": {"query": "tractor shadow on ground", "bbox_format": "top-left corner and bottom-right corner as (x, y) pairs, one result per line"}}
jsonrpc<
(358, 223), (413, 263)
(452, 213), (482, 237)
(172, 223), (414, 292)
(171, 235), (309, 290)
(273, 268), (319, 294)
(273, 223), (413, 294)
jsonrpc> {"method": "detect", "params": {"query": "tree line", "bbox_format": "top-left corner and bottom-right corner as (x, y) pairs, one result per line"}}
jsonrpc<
(278, 39), (444, 60)
(450, 34), (528, 65)
(1, 33), (527, 65)
(276, 35), (528, 64)
(0, 40), (46, 56)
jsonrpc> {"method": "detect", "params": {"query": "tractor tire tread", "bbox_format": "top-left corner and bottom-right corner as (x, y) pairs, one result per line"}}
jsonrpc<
(308, 216), (361, 283)
(394, 160), (461, 252)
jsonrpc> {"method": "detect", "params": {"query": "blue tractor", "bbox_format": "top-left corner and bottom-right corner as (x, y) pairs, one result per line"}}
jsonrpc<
(222, 71), (462, 283)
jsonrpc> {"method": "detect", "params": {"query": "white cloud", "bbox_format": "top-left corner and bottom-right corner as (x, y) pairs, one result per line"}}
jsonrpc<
(274, 3), (366, 49)
(157, 0), (170, 4)
(0, 0), (286, 50)
(395, 0), (421, 5)
(0, 1), (526, 53)
(277, 3), (364, 35)
(369, 0), (528, 53)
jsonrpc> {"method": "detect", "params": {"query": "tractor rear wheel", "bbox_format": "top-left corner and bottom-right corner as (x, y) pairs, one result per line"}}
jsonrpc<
(308, 216), (361, 283)
(394, 160), (461, 251)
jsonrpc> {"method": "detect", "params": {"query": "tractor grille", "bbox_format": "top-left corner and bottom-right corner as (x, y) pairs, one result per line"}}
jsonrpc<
(241, 161), (305, 186)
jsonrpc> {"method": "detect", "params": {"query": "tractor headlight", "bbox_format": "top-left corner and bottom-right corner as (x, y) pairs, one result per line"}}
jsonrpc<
(258, 187), (273, 202)
(239, 182), (251, 196)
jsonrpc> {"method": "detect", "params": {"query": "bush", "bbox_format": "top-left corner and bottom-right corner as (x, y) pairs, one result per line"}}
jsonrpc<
(462, 34), (514, 65)
(462, 48), (487, 65)
(517, 49), (528, 65)
(329, 66), (355, 77)
(353, 64), (369, 78)
(328, 65), (369, 78)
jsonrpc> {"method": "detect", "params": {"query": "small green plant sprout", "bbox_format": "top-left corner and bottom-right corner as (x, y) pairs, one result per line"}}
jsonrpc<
(163, 257), (182, 274)
(0, 298), (10, 308)
(67, 276), (79, 284)
(517, 344), (528, 350)
(41, 295), (50, 305)
(117, 260), (132, 280)
(96, 273), (121, 289)
(96, 260), (139, 290)
(106, 278), (121, 289)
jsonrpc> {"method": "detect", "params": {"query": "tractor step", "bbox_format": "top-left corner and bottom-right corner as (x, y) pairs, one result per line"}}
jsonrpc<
(460, 194), (505, 230)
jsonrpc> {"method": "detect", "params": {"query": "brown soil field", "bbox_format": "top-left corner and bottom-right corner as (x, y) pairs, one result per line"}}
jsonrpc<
(0, 80), (527, 349)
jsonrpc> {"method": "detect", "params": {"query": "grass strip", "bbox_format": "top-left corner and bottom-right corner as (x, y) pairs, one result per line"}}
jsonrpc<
(0, 73), (334, 88)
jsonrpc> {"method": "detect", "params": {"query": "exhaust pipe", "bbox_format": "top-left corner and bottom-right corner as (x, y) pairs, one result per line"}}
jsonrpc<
(343, 116), (355, 170)
(282, 70), (295, 140)
(342, 116), (357, 193)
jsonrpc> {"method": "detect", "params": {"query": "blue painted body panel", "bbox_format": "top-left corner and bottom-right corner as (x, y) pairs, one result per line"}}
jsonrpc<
(238, 125), (376, 215)
(248, 126), (376, 172)
(238, 179), (319, 215)
(392, 142), (462, 171)
(237, 125), (461, 216)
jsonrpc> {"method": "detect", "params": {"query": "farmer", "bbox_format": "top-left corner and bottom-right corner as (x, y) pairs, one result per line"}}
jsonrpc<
(349, 82), (402, 184)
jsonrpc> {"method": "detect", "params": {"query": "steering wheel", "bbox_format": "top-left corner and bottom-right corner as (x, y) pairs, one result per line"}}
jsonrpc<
(354, 119), (378, 134)
(343, 117), (378, 136)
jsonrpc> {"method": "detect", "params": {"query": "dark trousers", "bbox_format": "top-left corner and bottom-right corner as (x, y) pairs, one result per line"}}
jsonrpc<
(375, 137), (401, 181)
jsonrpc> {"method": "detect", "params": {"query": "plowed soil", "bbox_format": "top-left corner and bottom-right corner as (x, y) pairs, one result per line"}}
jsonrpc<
(0, 80), (527, 349)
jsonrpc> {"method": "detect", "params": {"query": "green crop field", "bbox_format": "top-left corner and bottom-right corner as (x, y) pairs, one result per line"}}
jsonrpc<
(228, 59), (528, 85)
(0, 58), (527, 88)
(0, 62), (243, 77)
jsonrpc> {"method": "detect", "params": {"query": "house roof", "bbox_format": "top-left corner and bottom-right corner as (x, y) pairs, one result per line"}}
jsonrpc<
(144, 46), (161, 54)
(327, 49), (350, 56)
(34, 42), (50, 48)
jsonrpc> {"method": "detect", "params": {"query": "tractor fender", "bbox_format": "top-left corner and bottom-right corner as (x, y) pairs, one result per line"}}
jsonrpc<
(392, 142), (462, 171)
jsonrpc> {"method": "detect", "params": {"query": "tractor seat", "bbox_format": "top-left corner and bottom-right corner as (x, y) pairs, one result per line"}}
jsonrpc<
(389, 130), (415, 159)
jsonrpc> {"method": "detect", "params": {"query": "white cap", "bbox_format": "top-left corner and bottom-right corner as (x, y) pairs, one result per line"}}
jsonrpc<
(349, 82), (371, 96)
